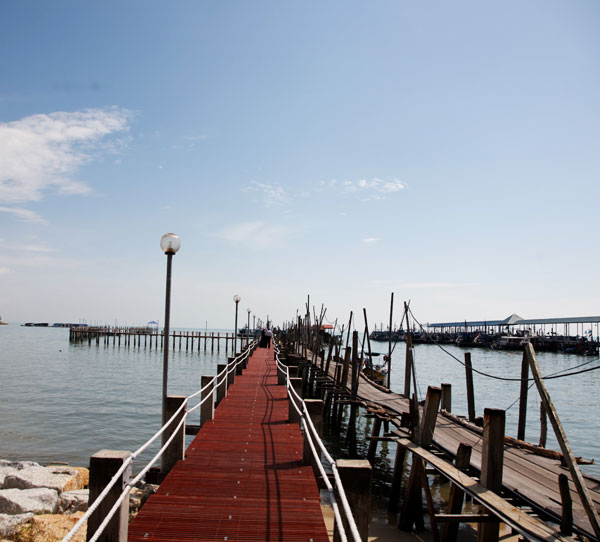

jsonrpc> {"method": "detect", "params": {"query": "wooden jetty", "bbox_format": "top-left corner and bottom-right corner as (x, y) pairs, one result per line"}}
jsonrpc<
(127, 346), (330, 542)
(280, 320), (600, 542)
(69, 325), (249, 354)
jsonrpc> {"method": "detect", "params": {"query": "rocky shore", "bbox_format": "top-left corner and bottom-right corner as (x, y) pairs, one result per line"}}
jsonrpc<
(0, 459), (156, 541)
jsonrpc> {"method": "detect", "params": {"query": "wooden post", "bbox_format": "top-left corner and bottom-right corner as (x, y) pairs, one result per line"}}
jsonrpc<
(87, 450), (131, 542)
(403, 302), (412, 398)
(441, 383), (451, 412)
(477, 408), (505, 542)
(334, 460), (372, 542)
(539, 401), (547, 447)
(216, 363), (227, 405)
(388, 444), (407, 513)
(341, 346), (352, 391)
(517, 350), (529, 441)
(367, 417), (383, 463)
(200, 375), (215, 427)
(525, 342), (600, 539)
(288, 377), (303, 424)
(160, 395), (186, 476)
(399, 386), (441, 532)
(464, 352), (476, 422)
(442, 443), (472, 542)
(558, 473), (573, 535)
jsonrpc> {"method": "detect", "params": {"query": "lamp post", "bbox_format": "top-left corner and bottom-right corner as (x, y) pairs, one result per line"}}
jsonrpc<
(160, 233), (181, 430)
(233, 295), (240, 355)
(253, 313), (256, 333)
(247, 308), (251, 346)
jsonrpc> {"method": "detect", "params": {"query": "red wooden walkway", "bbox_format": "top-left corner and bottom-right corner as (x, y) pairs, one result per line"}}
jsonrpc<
(128, 347), (330, 542)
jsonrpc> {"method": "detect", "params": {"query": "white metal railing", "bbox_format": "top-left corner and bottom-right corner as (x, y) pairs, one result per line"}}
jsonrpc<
(62, 340), (258, 542)
(273, 343), (362, 542)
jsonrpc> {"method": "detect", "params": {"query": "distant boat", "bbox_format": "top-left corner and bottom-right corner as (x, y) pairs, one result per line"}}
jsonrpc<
(0, 316), (7, 325)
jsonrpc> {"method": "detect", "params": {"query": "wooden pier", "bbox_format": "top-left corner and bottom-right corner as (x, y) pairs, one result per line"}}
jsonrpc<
(127, 346), (330, 542)
(69, 326), (250, 354)
(280, 322), (600, 542)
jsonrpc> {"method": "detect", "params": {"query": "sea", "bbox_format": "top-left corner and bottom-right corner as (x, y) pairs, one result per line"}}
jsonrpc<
(1, 324), (598, 483)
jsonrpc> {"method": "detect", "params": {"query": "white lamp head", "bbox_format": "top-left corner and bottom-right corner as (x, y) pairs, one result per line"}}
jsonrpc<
(233, 294), (241, 303)
(160, 233), (181, 255)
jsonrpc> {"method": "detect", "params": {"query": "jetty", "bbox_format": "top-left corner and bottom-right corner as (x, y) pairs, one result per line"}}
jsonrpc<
(63, 311), (600, 542)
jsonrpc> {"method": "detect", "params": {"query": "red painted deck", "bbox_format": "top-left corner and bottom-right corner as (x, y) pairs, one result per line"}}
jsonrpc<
(128, 347), (330, 542)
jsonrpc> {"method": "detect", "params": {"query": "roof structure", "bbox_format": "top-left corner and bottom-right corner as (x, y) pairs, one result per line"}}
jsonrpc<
(428, 314), (600, 328)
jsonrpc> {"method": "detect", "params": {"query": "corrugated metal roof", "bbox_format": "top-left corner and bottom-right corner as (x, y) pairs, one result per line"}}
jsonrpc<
(429, 314), (600, 328)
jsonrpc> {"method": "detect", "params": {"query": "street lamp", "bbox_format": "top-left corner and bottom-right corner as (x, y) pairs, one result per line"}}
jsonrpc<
(247, 307), (251, 345)
(160, 233), (181, 432)
(233, 294), (241, 355)
(253, 313), (256, 333)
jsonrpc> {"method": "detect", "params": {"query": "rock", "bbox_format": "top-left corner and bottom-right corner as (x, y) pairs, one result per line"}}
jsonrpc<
(3, 465), (81, 494)
(16, 512), (87, 542)
(0, 488), (58, 514)
(59, 489), (88, 514)
(0, 512), (33, 538)
(0, 461), (41, 488)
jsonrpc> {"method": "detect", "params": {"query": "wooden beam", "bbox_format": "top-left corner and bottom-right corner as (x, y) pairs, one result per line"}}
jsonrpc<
(395, 437), (568, 542)
(525, 343), (600, 540)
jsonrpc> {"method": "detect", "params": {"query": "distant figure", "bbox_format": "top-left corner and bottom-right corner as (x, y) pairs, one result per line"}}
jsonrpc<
(259, 328), (268, 348)
(265, 328), (273, 348)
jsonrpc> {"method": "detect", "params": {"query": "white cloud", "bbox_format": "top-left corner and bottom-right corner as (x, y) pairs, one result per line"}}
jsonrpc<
(216, 221), (295, 249)
(244, 181), (287, 208)
(0, 266), (12, 275)
(371, 281), (480, 289)
(0, 107), (132, 208)
(362, 237), (380, 244)
(0, 206), (47, 224)
(333, 177), (405, 196)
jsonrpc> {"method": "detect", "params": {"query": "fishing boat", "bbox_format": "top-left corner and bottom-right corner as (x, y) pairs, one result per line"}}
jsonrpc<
(0, 316), (7, 325)
(361, 353), (389, 385)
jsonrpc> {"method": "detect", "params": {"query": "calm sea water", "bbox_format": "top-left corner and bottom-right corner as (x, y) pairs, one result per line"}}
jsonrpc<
(0, 325), (598, 479)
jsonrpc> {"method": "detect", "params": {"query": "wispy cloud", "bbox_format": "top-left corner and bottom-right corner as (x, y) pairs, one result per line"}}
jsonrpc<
(244, 181), (287, 208)
(216, 220), (295, 249)
(370, 281), (480, 289)
(0, 266), (12, 275)
(323, 177), (405, 199)
(0, 107), (132, 213)
(362, 237), (380, 244)
(0, 206), (47, 224)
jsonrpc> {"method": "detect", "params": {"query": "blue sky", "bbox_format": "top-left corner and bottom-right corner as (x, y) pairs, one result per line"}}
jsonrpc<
(0, 1), (599, 329)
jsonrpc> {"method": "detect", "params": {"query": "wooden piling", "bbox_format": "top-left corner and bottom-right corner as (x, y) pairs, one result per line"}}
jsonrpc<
(464, 352), (476, 422)
(517, 350), (529, 441)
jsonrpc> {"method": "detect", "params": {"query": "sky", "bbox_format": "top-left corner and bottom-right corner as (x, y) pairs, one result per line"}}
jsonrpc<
(0, 1), (599, 330)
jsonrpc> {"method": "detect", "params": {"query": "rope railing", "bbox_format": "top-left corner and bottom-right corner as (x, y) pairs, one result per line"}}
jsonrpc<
(273, 344), (362, 542)
(62, 340), (258, 542)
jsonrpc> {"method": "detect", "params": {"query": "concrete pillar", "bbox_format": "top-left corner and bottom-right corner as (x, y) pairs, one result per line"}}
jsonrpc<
(334, 459), (372, 542)
(303, 399), (324, 475)
(161, 395), (186, 475)
(87, 450), (131, 542)
(227, 356), (236, 387)
(200, 375), (215, 426)
(216, 364), (227, 405)
(288, 377), (303, 424)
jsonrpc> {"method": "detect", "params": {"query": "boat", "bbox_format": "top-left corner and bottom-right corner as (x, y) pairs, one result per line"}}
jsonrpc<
(0, 316), (7, 325)
(361, 353), (389, 385)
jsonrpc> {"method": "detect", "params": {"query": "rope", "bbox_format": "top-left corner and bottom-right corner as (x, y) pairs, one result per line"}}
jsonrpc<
(63, 341), (258, 542)
(274, 346), (362, 542)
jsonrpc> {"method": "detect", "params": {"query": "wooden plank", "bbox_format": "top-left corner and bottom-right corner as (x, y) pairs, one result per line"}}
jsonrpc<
(525, 343), (600, 540)
(396, 438), (568, 542)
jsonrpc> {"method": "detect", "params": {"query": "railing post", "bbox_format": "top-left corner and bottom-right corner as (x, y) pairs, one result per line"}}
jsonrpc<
(161, 395), (186, 476)
(288, 377), (303, 424)
(302, 399), (324, 473)
(200, 375), (215, 426)
(227, 356), (236, 387)
(216, 364), (227, 405)
(277, 358), (287, 386)
(334, 459), (372, 542)
(87, 450), (131, 542)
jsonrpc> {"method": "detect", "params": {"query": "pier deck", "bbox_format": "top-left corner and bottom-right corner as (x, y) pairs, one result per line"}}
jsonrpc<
(331, 362), (600, 540)
(128, 347), (329, 542)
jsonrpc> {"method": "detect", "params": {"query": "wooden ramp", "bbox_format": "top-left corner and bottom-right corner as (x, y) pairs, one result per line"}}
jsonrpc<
(129, 347), (329, 542)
